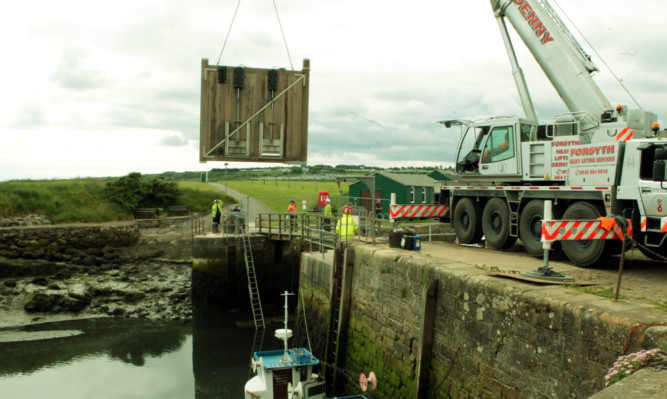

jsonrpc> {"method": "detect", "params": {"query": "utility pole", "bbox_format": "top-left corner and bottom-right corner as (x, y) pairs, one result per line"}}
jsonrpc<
(224, 162), (229, 193)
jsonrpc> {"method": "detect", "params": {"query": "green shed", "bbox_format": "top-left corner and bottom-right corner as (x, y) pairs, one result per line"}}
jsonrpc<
(348, 172), (438, 218)
(427, 170), (454, 181)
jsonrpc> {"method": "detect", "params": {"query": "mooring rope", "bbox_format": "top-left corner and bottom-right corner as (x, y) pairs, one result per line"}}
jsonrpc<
(299, 288), (313, 353)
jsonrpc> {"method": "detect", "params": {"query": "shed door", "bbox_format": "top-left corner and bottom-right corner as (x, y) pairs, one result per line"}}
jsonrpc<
(359, 190), (382, 213)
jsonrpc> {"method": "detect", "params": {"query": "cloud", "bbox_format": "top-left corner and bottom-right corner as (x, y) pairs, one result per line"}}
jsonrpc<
(158, 134), (189, 147)
(50, 47), (108, 90)
(2, 0), (667, 181)
(15, 103), (48, 127)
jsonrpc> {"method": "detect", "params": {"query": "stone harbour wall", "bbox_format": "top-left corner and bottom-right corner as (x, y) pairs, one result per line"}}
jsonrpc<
(0, 221), (192, 323)
(297, 245), (667, 399)
(0, 225), (140, 277)
(0, 214), (52, 228)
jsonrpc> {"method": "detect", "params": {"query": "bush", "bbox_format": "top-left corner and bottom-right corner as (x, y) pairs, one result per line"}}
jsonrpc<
(103, 173), (181, 212)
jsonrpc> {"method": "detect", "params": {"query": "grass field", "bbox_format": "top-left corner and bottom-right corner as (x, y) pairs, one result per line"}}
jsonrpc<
(0, 179), (125, 223)
(0, 179), (237, 223)
(220, 180), (350, 213)
(176, 181), (236, 211)
(0, 177), (348, 223)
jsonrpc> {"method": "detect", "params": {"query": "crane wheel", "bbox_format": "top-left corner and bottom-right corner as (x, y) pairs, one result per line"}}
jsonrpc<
(518, 200), (562, 257)
(453, 198), (483, 244)
(482, 198), (517, 249)
(561, 201), (611, 267)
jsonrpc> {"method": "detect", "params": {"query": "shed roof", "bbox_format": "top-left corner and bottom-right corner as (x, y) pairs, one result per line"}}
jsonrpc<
(376, 172), (437, 187)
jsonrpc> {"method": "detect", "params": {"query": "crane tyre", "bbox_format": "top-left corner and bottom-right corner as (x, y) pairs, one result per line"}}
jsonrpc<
(482, 198), (517, 249)
(453, 198), (483, 244)
(561, 202), (610, 267)
(518, 200), (562, 257)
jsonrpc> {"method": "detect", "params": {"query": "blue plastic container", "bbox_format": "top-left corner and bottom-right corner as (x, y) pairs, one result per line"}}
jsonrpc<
(412, 235), (421, 251)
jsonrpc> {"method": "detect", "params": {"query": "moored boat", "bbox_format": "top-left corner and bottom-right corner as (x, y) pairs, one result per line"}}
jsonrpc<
(244, 291), (373, 399)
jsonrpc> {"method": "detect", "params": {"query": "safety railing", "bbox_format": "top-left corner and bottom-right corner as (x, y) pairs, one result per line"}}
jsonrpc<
(404, 223), (456, 242)
(302, 213), (339, 257)
(191, 214), (207, 240)
(221, 211), (248, 235)
(257, 212), (307, 240)
(192, 211), (248, 238)
(256, 212), (455, 249)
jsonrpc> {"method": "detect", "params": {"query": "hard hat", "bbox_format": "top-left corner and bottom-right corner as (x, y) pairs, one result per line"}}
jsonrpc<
(325, 198), (331, 203)
(652, 122), (660, 132)
(343, 204), (353, 215)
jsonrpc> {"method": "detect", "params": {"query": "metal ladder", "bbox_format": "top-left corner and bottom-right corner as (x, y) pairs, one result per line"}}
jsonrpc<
(242, 233), (265, 329)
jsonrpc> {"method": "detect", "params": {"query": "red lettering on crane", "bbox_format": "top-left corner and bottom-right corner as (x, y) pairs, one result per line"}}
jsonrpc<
(526, 11), (540, 26)
(532, 21), (555, 44)
(513, 0), (555, 45)
(520, 3), (533, 17)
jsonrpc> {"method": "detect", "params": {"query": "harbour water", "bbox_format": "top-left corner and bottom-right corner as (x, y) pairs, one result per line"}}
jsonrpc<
(0, 318), (283, 399)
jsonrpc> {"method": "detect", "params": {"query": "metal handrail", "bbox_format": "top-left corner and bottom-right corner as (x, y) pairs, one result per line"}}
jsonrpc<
(256, 213), (454, 246)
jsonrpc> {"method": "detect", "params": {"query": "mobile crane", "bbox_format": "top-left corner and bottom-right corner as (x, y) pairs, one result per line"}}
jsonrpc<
(435, 0), (667, 266)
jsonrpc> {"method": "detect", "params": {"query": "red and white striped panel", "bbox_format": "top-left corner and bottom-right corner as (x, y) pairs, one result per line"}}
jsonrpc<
(441, 185), (610, 192)
(640, 216), (667, 232)
(616, 128), (634, 142)
(541, 219), (633, 241)
(390, 205), (449, 219)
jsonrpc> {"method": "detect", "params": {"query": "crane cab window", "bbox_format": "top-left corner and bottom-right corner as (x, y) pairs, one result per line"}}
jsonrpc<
(481, 126), (514, 163)
(456, 126), (490, 173)
(521, 123), (533, 142)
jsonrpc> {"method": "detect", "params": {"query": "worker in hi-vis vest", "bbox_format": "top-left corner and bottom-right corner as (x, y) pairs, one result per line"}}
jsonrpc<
(211, 199), (223, 232)
(323, 198), (333, 232)
(287, 199), (297, 227)
(336, 203), (357, 241)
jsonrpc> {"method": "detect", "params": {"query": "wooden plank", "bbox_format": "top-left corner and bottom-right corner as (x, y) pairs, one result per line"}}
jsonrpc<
(199, 59), (310, 163)
(415, 279), (437, 399)
(488, 271), (597, 286)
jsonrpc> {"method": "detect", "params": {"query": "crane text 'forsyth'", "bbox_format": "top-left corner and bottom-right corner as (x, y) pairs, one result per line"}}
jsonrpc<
(513, 0), (555, 45)
(570, 145), (616, 157)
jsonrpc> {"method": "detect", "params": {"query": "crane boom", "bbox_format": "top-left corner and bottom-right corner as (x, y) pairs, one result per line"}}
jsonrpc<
(490, 0), (612, 128)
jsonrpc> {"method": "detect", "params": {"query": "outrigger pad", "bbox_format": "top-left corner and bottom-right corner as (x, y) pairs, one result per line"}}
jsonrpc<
(488, 271), (597, 286)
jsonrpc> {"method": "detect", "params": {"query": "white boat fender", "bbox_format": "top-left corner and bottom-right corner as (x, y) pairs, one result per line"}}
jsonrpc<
(287, 381), (303, 399)
(359, 371), (378, 392)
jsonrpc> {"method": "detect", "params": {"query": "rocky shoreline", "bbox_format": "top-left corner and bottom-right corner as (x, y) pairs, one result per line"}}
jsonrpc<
(0, 217), (196, 328)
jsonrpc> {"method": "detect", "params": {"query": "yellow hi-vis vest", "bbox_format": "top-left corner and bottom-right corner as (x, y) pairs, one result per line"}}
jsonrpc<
(212, 202), (223, 217)
(323, 203), (332, 216)
(336, 214), (357, 241)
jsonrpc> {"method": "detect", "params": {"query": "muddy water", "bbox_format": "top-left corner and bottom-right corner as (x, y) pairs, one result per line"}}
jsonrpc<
(0, 319), (281, 399)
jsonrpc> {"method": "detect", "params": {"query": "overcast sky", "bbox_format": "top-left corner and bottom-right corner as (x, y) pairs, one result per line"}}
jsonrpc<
(2, 0), (666, 181)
